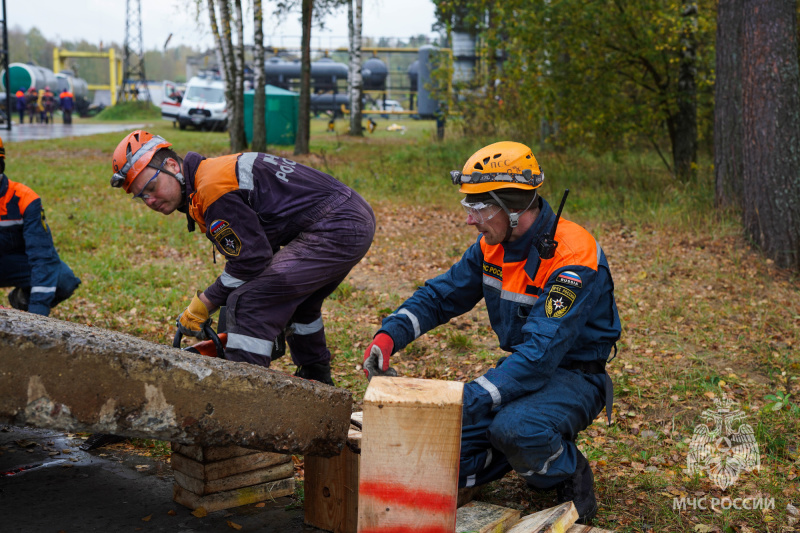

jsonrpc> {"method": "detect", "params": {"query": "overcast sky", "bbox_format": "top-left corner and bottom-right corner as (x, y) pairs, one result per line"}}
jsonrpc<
(7, 0), (440, 51)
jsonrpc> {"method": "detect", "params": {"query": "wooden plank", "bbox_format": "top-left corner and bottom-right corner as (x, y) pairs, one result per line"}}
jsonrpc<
(507, 502), (578, 533)
(305, 428), (361, 533)
(172, 477), (295, 512)
(566, 525), (615, 533)
(456, 501), (522, 533)
(357, 376), (464, 533)
(173, 460), (294, 495)
(170, 449), (290, 481)
(171, 442), (261, 462)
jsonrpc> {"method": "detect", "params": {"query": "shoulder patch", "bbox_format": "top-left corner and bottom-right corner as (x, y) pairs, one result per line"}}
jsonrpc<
(545, 284), (576, 318)
(556, 270), (582, 289)
(209, 220), (241, 256)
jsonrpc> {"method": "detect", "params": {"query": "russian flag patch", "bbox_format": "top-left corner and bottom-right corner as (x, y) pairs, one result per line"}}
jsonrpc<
(556, 271), (582, 289)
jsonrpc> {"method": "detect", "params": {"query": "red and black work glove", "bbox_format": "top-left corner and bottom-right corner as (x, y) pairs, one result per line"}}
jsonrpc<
(363, 332), (398, 381)
(177, 290), (211, 340)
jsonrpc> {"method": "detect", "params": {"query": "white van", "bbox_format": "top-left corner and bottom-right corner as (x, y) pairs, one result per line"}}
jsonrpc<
(176, 76), (228, 131)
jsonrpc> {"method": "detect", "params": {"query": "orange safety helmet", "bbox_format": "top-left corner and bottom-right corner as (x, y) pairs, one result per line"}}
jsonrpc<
(450, 141), (545, 194)
(111, 130), (171, 192)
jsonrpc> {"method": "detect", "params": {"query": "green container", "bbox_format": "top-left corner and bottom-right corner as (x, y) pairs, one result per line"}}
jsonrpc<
(243, 85), (299, 146)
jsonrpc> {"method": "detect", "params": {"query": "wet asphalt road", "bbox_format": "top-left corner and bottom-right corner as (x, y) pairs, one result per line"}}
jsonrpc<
(1, 122), (146, 142)
(0, 426), (319, 533)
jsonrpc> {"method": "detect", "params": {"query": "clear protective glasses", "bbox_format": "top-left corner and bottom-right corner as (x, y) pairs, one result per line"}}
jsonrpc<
(132, 159), (167, 201)
(460, 197), (502, 224)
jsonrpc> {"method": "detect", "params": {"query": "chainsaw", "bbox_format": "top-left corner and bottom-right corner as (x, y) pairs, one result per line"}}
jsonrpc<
(172, 306), (286, 360)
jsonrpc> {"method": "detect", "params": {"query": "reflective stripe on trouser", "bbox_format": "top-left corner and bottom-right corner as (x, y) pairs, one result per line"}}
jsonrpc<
(459, 367), (605, 489)
(0, 253), (81, 308)
(223, 194), (375, 368)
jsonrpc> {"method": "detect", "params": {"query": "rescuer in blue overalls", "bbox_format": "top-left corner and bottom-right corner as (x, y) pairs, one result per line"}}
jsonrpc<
(0, 135), (81, 315)
(362, 142), (621, 524)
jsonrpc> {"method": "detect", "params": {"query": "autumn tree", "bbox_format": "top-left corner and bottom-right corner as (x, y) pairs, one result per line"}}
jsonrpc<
(295, 0), (313, 155)
(740, 0), (800, 269)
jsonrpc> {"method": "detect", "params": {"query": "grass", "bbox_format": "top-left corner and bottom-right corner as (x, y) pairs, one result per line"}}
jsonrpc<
(3, 114), (799, 532)
(94, 101), (162, 121)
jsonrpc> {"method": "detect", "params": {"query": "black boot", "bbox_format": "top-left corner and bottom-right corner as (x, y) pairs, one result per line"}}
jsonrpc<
(8, 287), (30, 311)
(556, 450), (597, 524)
(294, 362), (335, 386)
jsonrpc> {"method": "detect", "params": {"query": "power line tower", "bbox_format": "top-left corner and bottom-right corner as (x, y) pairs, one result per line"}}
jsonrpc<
(117, 0), (150, 104)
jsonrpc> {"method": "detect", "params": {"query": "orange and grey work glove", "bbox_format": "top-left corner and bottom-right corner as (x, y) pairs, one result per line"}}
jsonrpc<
(363, 332), (398, 381)
(177, 290), (211, 340)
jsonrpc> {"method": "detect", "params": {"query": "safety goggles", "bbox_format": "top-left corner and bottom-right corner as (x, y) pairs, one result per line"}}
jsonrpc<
(450, 168), (545, 188)
(132, 160), (167, 201)
(460, 197), (502, 224)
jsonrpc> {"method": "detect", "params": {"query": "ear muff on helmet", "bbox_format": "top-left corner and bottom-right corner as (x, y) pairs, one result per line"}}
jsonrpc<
(451, 141), (544, 194)
(111, 130), (172, 193)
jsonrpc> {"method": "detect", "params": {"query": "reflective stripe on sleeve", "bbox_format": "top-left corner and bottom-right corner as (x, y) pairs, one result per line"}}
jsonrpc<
(484, 448), (493, 469)
(31, 286), (57, 294)
(288, 317), (323, 335)
(0, 220), (23, 226)
(500, 290), (536, 305)
(220, 271), (245, 288)
(475, 376), (502, 409)
(226, 333), (274, 357)
(397, 308), (420, 338)
(237, 153), (258, 190)
(465, 474), (477, 488)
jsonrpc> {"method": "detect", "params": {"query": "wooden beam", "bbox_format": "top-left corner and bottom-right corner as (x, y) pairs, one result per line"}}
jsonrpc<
(506, 502), (578, 533)
(456, 501), (522, 533)
(357, 376), (464, 533)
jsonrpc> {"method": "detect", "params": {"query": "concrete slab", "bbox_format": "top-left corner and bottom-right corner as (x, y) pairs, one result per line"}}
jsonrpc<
(0, 309), (352, 457)
(2, 122), (146, 142)
(0, 425), (317, 532)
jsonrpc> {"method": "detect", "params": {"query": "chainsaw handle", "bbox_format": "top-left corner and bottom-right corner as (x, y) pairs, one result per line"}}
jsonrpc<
(173, 325), (225, 359)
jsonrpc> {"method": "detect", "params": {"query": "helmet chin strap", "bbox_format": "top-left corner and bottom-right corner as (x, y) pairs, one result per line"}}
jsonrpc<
(487, 190), (538, 242)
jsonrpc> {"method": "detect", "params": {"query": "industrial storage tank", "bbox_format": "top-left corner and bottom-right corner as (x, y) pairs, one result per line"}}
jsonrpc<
(1, 63), (58, 92)
(362, 57), (388, 90)
(263, 57), (349, 92)
(407, 60), (419, 92)
(417, 46), (439, 118)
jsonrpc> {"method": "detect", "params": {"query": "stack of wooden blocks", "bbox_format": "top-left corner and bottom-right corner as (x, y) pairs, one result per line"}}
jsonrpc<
(303, 376), (615, 533)
(171, 442), (295, 512)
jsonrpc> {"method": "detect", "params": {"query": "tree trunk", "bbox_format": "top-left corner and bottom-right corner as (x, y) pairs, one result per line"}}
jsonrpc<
(216, 0), (239, 151)
(230, 0), (247, 151)
(741, 0), (800, 269)
(252, 0), (267, 153)
(206, 0), (226, 81)
(671, 1), (698, 181)
(348, 0), (363, 136)
(294, 0), (313, 155)
(714, 0), (745, 209)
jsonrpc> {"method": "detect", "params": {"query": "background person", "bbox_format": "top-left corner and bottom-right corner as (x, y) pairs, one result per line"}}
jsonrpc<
(0, 135), (81, 315)
(15, 87), (26, 124)
(362, 141), (621, 524)
(110, 130), (375, 385)
(59, 88), (75, 125)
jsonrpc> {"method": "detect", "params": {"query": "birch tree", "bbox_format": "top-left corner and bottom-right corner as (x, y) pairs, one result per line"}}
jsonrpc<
(231, 0), (248, 151)
(348, 0), (363, 136)
(252, 0), (267, 152)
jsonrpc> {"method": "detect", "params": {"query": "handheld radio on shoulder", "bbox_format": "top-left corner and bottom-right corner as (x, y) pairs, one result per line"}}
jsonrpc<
(536, 189), (569, 260)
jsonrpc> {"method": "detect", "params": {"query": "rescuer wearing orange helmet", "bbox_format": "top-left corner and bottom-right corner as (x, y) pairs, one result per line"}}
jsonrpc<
(110, 130), (375, 385)
(0, 135), (81, 315)
(363, 141), (621, 524)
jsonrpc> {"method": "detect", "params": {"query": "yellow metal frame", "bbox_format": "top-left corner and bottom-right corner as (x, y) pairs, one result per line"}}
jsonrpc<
(53, 48), (123, 106)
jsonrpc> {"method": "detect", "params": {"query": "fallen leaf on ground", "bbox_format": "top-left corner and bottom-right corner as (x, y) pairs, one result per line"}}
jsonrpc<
(254, 502), (266, 508)
(192, 507), (208, 518)
(227, 520), (243, 530)
(167, 509), (177, 516)
(141, 514), (152, 522)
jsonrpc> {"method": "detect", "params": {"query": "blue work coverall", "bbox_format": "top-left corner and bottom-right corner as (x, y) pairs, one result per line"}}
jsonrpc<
(0, 175), (81, 316)
(378, 197), (621, 489)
